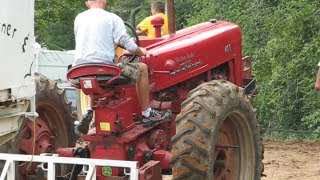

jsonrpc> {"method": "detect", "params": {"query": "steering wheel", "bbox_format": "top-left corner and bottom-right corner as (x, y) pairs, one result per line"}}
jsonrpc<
(116, 22), (140, 65)
(124, 21), (140, 47)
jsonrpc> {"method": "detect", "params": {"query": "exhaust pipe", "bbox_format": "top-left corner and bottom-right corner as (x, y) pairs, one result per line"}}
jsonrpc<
(167, 0), (176, 34)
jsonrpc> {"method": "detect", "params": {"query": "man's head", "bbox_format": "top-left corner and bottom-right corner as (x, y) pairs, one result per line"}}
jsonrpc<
(85, 0), (108, 9)
(151, 1), (165, 15)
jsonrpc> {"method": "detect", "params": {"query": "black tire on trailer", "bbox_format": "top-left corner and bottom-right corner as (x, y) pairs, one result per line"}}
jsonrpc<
(170, 80), (264, 180)
(0, 73), (77, 179)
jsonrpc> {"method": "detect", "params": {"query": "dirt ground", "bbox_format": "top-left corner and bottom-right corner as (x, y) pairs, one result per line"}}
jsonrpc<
(262, 140), (320, 180)
(163, 140), (320, 180)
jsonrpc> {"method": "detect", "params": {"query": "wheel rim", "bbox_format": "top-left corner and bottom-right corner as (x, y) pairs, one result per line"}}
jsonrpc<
(214, 111), (254, 179)
(18, 102), (70, 177)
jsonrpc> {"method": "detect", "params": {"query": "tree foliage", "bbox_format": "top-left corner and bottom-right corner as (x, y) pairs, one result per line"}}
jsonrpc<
(35, 0), (320, 138)
(35, 0), (157, 50)
(35, 0), (84, 50)
(173, 0), (320, 138)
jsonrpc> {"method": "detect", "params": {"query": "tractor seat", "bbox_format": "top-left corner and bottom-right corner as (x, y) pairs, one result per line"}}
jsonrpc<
(67, 63), (132, 89)
(69, 75), (131, 87)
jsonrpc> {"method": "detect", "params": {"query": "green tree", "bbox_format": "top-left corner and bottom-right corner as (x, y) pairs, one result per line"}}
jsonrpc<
(35, 0), (150, 50)
(173, 0), (320, 138)
(35, 0), (84, 50)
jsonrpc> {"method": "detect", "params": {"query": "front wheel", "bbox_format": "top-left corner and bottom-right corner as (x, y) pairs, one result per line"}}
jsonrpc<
(170, 80), (264, 180)
(0, 73), (77, 179)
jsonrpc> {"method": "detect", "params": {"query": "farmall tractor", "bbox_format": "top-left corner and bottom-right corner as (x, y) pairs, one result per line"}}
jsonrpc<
(62, 1), (263, 180)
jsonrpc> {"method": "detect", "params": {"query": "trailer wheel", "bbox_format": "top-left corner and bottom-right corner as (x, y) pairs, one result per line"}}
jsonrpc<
(170, 80), (264, 180)
(0, 73), (76, 179)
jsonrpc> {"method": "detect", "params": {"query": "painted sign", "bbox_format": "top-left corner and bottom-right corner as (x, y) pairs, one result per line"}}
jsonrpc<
(0, 0), (35, 100)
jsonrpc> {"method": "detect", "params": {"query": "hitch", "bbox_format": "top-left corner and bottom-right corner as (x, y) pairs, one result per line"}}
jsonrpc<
(139, 161), (162, 180)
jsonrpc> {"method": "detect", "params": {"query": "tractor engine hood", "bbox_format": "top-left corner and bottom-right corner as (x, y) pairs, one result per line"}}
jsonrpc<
(140, 20), (243, 92)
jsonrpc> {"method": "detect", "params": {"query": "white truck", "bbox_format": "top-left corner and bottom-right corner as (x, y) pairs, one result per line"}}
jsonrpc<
(0, 1), (76, 178)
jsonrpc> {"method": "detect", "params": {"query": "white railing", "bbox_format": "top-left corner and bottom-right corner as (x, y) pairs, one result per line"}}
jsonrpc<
(0, 153), (138, 180)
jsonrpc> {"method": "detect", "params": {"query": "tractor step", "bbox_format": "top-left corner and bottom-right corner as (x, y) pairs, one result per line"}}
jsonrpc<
(139, 161), (162, 180)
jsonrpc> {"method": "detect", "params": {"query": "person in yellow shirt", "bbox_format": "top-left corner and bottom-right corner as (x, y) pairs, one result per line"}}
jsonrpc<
(136, 1), (169, 38)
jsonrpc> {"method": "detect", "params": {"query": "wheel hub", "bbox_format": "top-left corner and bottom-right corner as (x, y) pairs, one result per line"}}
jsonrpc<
(214, 121), (237, 179)
(19, 116), (55, 176)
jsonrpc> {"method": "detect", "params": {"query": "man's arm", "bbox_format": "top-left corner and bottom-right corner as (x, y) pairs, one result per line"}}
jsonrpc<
(136, 17), (149, 36)
(315, 67), (320, 91)
(113, 16), (147, 56)
(134, 47), (146, 56)
(136, 27), (147, 36)
(112, 16), (148, 58)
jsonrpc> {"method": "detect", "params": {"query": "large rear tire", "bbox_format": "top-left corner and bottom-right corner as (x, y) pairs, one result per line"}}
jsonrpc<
(0, 73), (76, 179)
(170, 80), (263, 180)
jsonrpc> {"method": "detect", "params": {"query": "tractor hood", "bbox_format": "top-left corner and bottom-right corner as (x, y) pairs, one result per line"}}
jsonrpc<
(145, 21), (241, 56)
(140, 20), (243, 91)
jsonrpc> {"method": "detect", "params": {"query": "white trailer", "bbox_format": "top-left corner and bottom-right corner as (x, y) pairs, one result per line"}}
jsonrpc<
(0, 0), (36, 146)
(0, 1), (77, 178)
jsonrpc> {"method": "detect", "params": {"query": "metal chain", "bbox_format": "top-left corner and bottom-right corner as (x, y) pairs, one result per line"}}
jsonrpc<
(261, 128), (320, 135)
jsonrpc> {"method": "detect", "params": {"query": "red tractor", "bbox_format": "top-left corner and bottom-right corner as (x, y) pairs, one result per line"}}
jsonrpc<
(59, 1), (263, 179)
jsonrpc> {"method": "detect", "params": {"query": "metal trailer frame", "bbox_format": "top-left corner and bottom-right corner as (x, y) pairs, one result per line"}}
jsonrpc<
(0, 153), (138, 180)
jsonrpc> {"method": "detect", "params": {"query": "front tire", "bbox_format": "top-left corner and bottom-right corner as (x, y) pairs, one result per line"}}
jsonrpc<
(170, 80), (263, 180)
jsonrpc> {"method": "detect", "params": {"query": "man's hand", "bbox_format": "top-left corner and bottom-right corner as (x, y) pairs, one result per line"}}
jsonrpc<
(136, 27), (147, 36)
(139, 47), (147, 55)
(134, 47), (147, 56)
(123, 47), (146, 57)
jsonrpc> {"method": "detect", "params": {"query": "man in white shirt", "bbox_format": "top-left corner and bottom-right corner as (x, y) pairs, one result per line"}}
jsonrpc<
(74, 0), (171, 134)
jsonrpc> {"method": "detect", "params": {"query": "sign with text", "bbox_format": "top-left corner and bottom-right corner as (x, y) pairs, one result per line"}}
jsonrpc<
(0, 0), (35, 100)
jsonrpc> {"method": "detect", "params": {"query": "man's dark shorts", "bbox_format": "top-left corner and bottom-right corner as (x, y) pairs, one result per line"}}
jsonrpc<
(74, 60), (140, 84)
(121, 63), (140, 84)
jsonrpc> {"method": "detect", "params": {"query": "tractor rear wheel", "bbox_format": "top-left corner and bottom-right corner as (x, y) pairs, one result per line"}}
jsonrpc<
(170, 80), (263, 180)
(0, 73), (76, 179)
